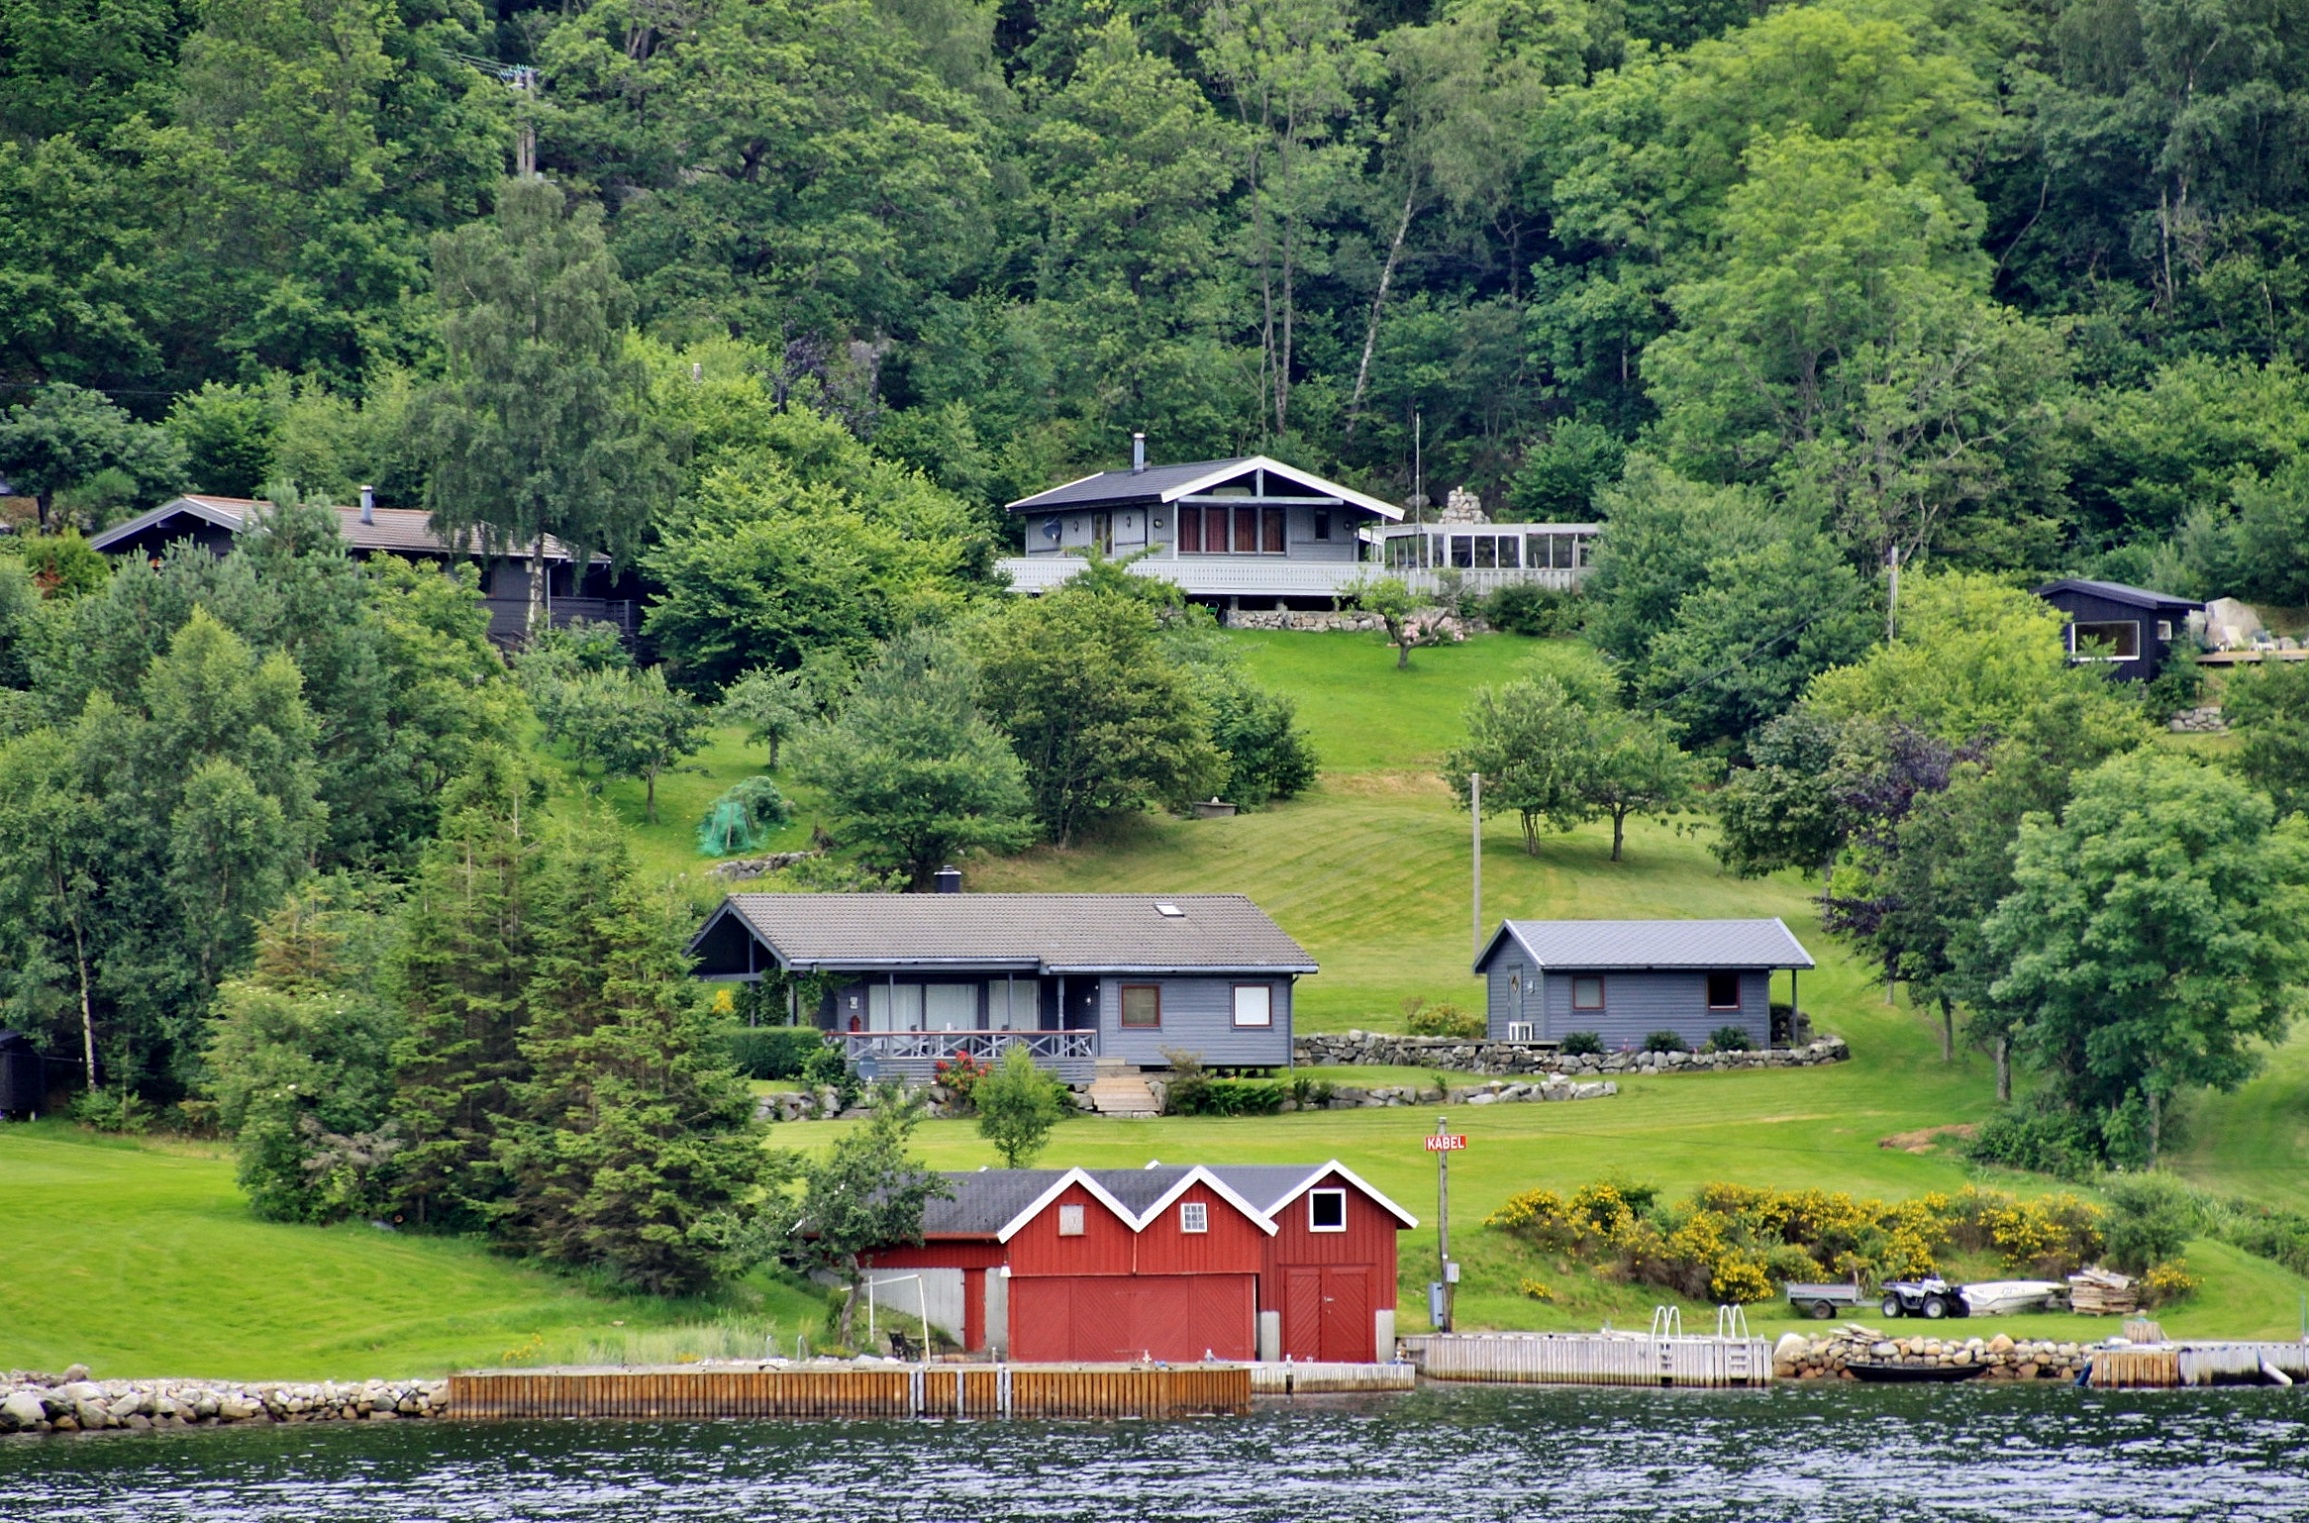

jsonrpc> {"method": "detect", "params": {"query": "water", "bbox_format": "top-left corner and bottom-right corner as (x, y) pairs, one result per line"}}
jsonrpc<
(2, 1385), (2304, 1522)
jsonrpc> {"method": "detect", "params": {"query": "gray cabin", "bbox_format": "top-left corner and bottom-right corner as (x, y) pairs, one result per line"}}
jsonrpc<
(688, 892), (1316, 1082)
(1473, 919), (1815, 1051)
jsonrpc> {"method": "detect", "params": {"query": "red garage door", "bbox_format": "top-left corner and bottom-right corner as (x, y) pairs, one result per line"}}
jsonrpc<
(1011, 1275), (1255, 1363)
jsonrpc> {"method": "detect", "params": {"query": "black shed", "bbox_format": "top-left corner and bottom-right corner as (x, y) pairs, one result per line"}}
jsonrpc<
(2033, 579), (2200, 683)
(0, 1029), (45, 1118)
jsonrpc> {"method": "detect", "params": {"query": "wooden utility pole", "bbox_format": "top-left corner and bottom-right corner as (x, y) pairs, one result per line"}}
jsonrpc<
(1435, 1115), (1454, 1333)
(1471, 772), (1482, 959)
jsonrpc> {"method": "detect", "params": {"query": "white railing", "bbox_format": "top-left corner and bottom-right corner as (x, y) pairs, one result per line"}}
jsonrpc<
(839, 1030), (1098, 1065)
(996, 555), (1590, 600)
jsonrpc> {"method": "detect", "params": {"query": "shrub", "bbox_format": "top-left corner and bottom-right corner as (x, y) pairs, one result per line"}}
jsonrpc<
(931, 1050), (990, 1111)
(798, 1044), (863, 1109)
(1558, 1030), (1603, 1057)
(1707, 1025), (1753, 1053)
(974, 1044), (1069, 1167)
(1404, 999), (1484, 1039)
(726, 1025), (826, 1081)
(2101, 1173), (2202, 1275)
(1517, 1278), (1555, 1302)
(68, 1087), (151, 1134)
(2214, 1201), (2309, 1277)
(1482, 583), (1585, 637)
(2141, 1259), (2201, 1307)
(1170, 1077), (1285, 1117)
(1161, 1049), (1210, 1115)
(1641, 1030), (1689, 1054)
(1286, 1073), (1335, 1109)
(1963, 1102), (2102, 1179)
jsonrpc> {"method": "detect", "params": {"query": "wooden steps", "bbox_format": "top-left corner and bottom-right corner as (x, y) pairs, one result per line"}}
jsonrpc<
(1086, 1064), (1162, 1118)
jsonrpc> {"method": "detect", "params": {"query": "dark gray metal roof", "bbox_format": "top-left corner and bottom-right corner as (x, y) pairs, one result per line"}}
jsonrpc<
(699, 893), (1318, 975)
(89, 495), (599, 562)
(2033, 578), (2198, 612)
(1006, 455), (1401, 520)
(920, 1163), (1413, 1237)
(1478, 918), (1815, 973)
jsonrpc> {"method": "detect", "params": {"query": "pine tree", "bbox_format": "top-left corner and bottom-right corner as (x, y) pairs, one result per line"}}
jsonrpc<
(493, 817), (768, 1293)
(386, 750), (541, 1230)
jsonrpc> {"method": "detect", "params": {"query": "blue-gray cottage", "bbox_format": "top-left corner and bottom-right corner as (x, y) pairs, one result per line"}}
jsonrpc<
(1474, 919), (1815, 1051)
(689, 892), (1316, 1083)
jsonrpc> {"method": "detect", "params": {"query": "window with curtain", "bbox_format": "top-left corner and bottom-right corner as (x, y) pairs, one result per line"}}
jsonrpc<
(1121, 985), (1161, 1029)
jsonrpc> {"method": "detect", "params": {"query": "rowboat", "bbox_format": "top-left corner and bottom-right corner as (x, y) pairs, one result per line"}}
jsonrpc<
(1846, 1362), (1990, 1384)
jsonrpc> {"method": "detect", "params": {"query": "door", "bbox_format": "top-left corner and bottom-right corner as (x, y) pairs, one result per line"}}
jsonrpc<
(1283, 1268), (1323, 1359)
(1010, 1276), (1255, 1362)
(1319, 1268), (1370, 1362)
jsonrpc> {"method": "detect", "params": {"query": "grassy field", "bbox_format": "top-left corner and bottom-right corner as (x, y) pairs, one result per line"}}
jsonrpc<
(3, 626), (2303, 1374)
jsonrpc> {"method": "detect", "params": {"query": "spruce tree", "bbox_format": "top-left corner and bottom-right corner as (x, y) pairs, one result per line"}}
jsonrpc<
(494, 817), (768, 1293)
(387, 750), (541, 1230)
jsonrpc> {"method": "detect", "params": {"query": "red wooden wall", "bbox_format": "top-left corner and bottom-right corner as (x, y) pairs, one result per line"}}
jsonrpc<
(1132, 1182), (1269, 1276)
(1261, 1168), (1401, 1362)
(1006, 1181), (1136, 1277)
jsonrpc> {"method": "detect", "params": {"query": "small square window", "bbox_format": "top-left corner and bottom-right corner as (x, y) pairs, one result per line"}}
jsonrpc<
(1180, 1202), (1208, 1234)
(1232, 985), (1272, 1028)
(1058, 1204), (1085, 1237)
(1121, 985), (1161, 1029)
(1309, 1189), (1347, 1233)
(1572, 976), (1605, 1011)
(1706, 972), (1741, 1010)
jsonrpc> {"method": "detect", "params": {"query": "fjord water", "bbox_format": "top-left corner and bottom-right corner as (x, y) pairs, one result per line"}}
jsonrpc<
(3, 1384), (2303, 1522)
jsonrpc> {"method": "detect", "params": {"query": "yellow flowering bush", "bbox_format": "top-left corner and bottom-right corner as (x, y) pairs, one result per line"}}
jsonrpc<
(1518, 1278), (1556, 1303)
(2141, 1260), (2199, 1306)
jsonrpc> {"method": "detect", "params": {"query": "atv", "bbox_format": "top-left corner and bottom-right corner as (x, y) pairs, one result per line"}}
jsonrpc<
(1879, 1277), (1971, 1320)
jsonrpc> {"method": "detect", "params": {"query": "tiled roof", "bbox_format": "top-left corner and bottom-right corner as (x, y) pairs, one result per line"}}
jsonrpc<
(1481, 918), (1815, 972)
(2033, 578), (2198, 611)
(1006, 455), (1401, 520)
(703, 893), (1317, 975)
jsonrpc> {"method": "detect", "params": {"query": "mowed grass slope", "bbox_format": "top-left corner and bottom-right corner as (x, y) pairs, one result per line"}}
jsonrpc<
(4, 627), (2302, 1373)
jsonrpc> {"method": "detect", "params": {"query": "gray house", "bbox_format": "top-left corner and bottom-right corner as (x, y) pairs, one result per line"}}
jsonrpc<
(998, 446), (1403, 608)
(1474, 919), (1815, 1050)
(689, 892), (1316, 1082)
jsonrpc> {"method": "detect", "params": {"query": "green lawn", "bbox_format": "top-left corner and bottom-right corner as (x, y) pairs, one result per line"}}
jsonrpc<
(0, 1123), (826, 1381)
(5, 627), (2303, 1374)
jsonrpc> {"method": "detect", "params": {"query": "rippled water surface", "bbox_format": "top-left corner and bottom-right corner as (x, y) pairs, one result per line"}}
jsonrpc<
(2, 1385), (2304, 1521)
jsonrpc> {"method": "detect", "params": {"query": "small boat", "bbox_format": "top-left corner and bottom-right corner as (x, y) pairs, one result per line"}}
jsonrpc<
(1847, 1362), (1990, 1384)
(1960, 1280), (2068, 1316)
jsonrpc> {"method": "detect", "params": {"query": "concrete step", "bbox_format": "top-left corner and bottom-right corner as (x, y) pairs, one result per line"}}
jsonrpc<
(1086, 1073), (1162, 1118)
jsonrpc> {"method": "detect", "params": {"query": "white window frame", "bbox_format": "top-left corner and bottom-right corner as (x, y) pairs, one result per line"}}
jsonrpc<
(1179, 1202), (1208, 1234)
(1232, 984), (1273, 1028)
(1058, 1204), (1085, 1237)
(1309, 1188), (1348, 1234)
(2066, 619), (2140, 661)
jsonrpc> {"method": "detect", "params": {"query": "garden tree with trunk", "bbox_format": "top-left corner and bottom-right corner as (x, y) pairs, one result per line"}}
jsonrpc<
(1445, 674), (1590, 853)
(581, 666), (710, 825)
(203, 883), (406, 1224)
(0, 729), (104, 1091)
(721, 666), (815, 768)
(977, 587), (1223, 846)
(389, 749), (545, 1231)
(1712, 710), (1854, 881)
(492, 818), (769, 1294)
(974, 1043), (1070, 1168)
(1979, 751), (2309, 1166)
(786, 630), (1034, 888)
(781, 1090), (953, 1348)
(419, 177), (673, 634)
(1353, 577), (1428, 670)
(0, 382), (186, 527)
(1576, 703), (1699, 861)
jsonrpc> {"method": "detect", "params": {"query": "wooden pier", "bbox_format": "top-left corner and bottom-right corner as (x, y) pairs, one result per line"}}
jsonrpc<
(445, 1364), (1251, 1421)
(1401, 1333), (1770, 1389)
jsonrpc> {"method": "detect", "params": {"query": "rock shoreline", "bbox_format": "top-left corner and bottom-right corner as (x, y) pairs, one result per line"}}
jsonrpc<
(1773, 1328), (2090, 1381)
(1296, 1032), (1850, 1077)
(0, 1368), (447, 1435)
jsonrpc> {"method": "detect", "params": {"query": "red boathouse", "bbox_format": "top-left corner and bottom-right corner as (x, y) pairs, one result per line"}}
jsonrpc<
(859, 1163), (1415, 1363)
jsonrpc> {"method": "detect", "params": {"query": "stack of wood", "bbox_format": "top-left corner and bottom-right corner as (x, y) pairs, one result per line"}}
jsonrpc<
(2068, 1268), (2138, 1316)
(2122, 1318), (2167, 1345)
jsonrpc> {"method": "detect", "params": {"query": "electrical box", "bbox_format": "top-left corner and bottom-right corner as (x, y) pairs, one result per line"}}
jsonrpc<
(1444, 1261), (1461, 1285)
(1428, 1282), (1446, 1325)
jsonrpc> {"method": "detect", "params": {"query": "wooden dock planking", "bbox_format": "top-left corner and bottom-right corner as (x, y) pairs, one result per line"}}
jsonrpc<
(445, 1364), (1252, 1421)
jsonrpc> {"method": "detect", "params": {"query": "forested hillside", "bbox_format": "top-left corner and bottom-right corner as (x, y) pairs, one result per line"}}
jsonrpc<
(5, 0), (2307, 595)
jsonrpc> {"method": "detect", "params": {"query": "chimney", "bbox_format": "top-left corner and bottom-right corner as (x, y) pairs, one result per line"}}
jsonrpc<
(1131, 433), (1146, 474)
(933, 865), (963, 894)
(358, 484), (375, 525)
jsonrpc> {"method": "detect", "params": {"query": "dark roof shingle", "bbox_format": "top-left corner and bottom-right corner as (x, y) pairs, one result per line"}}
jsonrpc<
(707, 893), (1317, 975)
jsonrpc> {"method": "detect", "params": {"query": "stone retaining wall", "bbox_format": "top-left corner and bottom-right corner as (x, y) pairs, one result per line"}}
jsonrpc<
(0, 1367), (447, 1434)
(1773, 1328), (2089, 1382)
(1297, 1075), (1616, 1110)
(1295, 1032), (1849, 1076)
